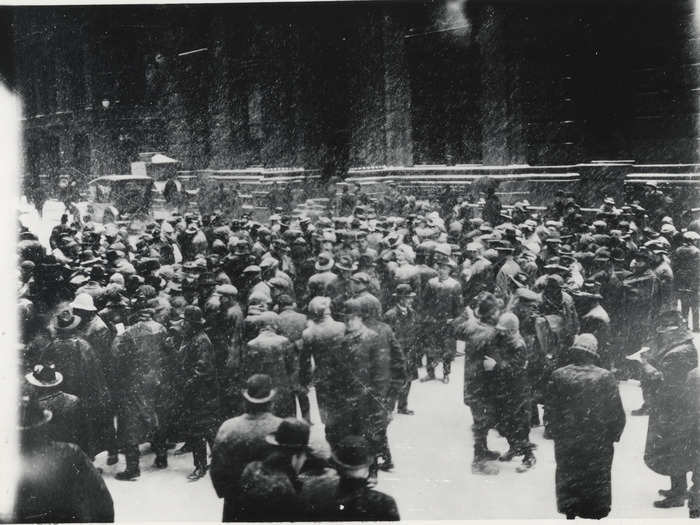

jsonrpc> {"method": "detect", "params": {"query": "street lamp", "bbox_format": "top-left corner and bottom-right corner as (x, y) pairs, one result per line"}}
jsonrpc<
(101, 99), (110, 110)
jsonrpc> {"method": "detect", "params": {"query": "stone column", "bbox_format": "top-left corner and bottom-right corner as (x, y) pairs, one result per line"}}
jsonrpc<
(382, 7), (413, 167)
(477, 5), (526, 165)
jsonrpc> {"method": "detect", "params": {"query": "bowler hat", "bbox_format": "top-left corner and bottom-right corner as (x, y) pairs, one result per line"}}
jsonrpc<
(265, 418), (310, 450)
(242, 374), (276, 404)
(331, 435), (373, 470)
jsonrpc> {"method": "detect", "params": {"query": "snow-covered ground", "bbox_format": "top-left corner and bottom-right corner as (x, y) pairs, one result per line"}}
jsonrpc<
(95, 355), (695, 521)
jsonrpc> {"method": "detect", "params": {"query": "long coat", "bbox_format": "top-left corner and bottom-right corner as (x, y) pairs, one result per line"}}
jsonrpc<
(15, 440), (114, 523)
(641, 332), (698, 476)
(112, 316), (171, 445)
(684, 368), (700, 516)
(240, 330), (298, 418)
(421, 276), (462, 358)
(40, 333), (111, 457)
(384, 305), (419, 380)
(301, 317), (346, 424)
(37, 390), (88, 453)
(210, 412), (283, 521)
(456, 314), (498, 406)
(546, 363), (626, 519)
(327, 325), (389, 453)
(179, 329), (221, 438)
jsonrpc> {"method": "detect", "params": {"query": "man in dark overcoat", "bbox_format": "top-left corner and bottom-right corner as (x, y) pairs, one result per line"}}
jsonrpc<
(26, 363), (88, 452)
(685, 367), (700, 518)
(180, 305), (222, 480)
(456, 292), (502, 475)
(210, 374), (283, 522)
(546, 333), (626, 519)
(384, 284), (419, 415)
(420, 258), (462, 383)
(637, 310), (698, 507)
(276, 295), (312, 423)
(111, 296), (171, 479)
(240, 311), (298, 418)
(301, 296), (346, 444)
(40, 306), (111, 460)
(15, 394), (114, 523)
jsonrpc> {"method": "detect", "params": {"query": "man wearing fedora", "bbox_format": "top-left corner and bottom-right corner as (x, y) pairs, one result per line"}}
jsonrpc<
(421, 258), (462, 383)
(384, 284), (419, 416)
(180, 305), (222, 480)
(672, 231), (700, 332)
(14, 394), (115, 523)
(237, 418), (327, 522)
(26, 363), (88, 452)
(41, 304), (111, 461)
(240, 311), (297, 419)
(111, 294), (171, 480)
(635, 310), (698, 508)
(211, 374), (283, 521)
(546, 334), (626, 519)
(301, 296), (347, 439)
(303, 435), (400, 521)
(275, 294), (312, 424)
(308, 255), (340, 303)
(572, 281), (611, 369)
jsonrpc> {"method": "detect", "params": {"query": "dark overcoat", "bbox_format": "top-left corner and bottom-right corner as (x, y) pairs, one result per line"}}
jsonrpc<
(179, 329), (222, 438)
(301, 476), (400, 521)
(40, 333), (111, 457)
(112, 317), (171, 445)
(546, 363), (626, 519)
(210, 412), (283, 521)
(641, 332), (698, 476)
(37, 390), (88, 452)
(240, 330), (298, 418)
(15, 440), (114, 523)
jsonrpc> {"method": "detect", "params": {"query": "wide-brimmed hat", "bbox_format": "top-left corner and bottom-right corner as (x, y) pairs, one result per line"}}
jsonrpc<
(265, 418), (310, 450)
(54, 309), (82, 331)
(335, 256), (357, 273)
(25, 364), (63, 388)
(331, 435), (373, 470)
(19, 395), (52, 431)
(314, 252), (335, 272)
(242, 374), (277, 404)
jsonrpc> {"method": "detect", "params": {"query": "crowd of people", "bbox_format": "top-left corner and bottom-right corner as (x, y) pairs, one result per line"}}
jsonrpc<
(14, 179), (700, 521)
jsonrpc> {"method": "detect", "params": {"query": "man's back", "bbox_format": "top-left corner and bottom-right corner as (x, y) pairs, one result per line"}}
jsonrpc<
(547, 363), (625, 444)
(211, 412), (283, 521)
(16, 440), (114, 523)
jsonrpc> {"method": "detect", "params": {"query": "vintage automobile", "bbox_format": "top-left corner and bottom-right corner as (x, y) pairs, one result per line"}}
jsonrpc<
(75, 174), (157, 224)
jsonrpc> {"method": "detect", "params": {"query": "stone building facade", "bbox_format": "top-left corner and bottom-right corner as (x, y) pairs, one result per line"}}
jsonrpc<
(11, 1), (700, 189)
